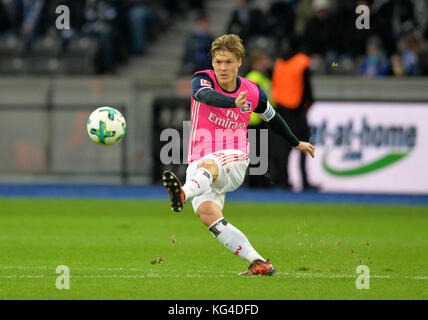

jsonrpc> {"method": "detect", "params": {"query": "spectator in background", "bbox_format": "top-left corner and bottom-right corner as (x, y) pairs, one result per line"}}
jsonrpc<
(267, 0), (295, 49)
(82, 0), (126, 73)
(302, 0), (340, 72)
(245, 50), (275, 188)
(391, 33), (422, 76)
(359, 36), (391, 77)
(127, 0), (153, 55)
(246, 50), (274, 106)
(226, 0), (267, 44)
(0, 0), (12, 35)
(400, 33), (422, 75)
(187, 0), (206, 12)
(337, 0), (375, 59)
(11, 0), (51, 49)
(159, 0), (182, 19)
(416, 0), (428, 75)
(286, 0), (299, 9)
(372, 0), (416, 56)
(271, 37), (317, 191)
(50, 0), (86, 46)
(180, 13), (214, 75)
(413, 0), (428, 39)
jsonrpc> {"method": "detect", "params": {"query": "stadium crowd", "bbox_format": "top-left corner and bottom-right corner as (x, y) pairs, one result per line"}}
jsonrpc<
(227, 0), (428, 77)
(0, 0), (205, 74)
(1, 0), (427, 76)
(182, 0), (428, 77)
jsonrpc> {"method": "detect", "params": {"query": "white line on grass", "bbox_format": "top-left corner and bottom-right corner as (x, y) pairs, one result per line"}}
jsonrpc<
(0, 274), (427, 280)
(0, 266), (427, 280)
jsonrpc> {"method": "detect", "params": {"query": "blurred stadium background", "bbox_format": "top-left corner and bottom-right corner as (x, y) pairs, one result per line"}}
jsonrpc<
(0, 0), (427, 197)
(0, 0), (428, 301)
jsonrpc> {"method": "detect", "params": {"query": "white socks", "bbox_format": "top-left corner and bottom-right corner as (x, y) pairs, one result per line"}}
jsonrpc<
(208, 218), (265, 263)
(182, 168), (213, 200)
(183, 168), (264, 263)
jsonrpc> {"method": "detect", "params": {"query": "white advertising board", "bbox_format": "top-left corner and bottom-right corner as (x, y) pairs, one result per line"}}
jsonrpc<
(289, 101), (428, 194)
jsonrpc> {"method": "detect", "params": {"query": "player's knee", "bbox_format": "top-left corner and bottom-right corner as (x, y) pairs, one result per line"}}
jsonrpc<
(196, 202), (222, 227)
(198, 212), (213, 227)
(197, 159), (219, 182)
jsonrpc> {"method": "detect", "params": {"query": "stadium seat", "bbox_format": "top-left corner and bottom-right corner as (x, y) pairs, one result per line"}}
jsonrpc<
(63, 37), (99, 75)
(29, 36), (63, 75)
(0, 35), (27, 74)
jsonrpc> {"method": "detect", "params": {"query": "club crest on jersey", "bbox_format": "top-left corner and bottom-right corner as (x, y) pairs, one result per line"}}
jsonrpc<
(200, 79), (211, 87)
(241, 103), (251, 113)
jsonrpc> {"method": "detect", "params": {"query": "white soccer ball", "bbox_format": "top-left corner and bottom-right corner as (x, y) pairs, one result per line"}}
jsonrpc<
(87, 107), (127, 146)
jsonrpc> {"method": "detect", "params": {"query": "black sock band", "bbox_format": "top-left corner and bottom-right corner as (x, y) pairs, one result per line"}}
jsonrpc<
(208, 218), (228, 237)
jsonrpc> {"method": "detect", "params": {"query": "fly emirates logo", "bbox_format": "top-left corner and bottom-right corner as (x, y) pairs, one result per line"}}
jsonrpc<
(208, 110), (246, 129)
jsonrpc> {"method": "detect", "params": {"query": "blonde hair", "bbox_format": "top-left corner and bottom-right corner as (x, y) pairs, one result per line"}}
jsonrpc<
(209, 34), (245, 61)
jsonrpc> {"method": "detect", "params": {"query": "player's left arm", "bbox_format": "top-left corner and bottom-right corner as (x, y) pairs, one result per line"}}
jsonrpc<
(254, 86), (315, 158)
(192, 74), (238, 108)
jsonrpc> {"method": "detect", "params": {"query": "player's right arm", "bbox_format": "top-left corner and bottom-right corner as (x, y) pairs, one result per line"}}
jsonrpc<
(192, 73), (248, 110)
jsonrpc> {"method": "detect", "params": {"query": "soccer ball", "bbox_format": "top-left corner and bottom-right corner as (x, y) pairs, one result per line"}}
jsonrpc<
(87, 107), (127, 146)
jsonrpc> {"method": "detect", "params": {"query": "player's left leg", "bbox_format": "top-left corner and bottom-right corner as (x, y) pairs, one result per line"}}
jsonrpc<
(198, 201), (265, 263)
(193, 196), (275, 276)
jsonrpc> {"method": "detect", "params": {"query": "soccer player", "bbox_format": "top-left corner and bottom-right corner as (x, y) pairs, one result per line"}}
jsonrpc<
(162, 34), (315, 276)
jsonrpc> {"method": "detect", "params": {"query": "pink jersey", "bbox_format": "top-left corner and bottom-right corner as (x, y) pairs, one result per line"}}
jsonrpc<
(188, 69), (260, 164)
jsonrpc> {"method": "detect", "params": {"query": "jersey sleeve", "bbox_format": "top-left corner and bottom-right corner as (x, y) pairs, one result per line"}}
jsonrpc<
(191, 73), (215, 100)
(253, 85), (268, 113)
(191, 73), (236, 108)
(253, 84), (275, 122)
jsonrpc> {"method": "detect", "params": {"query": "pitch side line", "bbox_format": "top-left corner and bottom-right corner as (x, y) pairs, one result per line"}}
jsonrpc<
(1, 184), (428, 206)
(0, 266), (427, 280)
(0, 274), (427, 280)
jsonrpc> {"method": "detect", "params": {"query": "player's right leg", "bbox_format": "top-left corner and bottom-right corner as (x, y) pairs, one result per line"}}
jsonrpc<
(162, 170), (185, 212)
(162, 159), (219, 212)
(181, 159), (218, 200)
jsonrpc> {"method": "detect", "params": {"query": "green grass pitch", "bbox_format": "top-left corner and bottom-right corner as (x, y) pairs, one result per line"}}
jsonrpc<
(0, 198), (427, 300)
